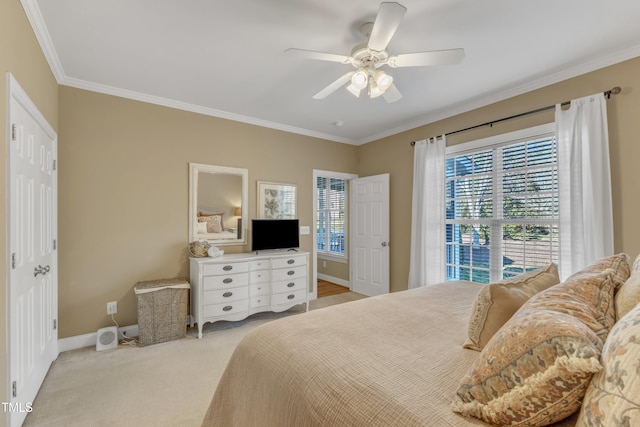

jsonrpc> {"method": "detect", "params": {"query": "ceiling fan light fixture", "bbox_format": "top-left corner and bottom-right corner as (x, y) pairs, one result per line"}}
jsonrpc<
(351, 70), (368, 90)
(374, 70), (393, 91)
(369, 81), (384, 98)
(346, 84), (362, 97)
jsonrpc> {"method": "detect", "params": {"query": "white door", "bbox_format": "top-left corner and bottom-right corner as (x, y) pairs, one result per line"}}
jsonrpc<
(350, 174), (389, 296)
(8, 75), (58, 427)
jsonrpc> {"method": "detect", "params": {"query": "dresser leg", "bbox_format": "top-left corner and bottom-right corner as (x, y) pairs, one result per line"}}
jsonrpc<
(198, 325), (203, 339)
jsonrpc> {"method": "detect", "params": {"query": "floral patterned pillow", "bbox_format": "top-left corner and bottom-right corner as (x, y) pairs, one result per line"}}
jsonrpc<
(576, 302), (640, 426)
(452, 268), (623, 426)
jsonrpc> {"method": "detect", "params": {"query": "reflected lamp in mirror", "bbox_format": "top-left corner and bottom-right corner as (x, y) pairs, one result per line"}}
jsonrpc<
(188, 162), (248, 246)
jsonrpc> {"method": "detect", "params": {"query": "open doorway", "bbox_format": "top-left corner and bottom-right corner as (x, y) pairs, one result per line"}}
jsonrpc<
(311, 170), (357, 300)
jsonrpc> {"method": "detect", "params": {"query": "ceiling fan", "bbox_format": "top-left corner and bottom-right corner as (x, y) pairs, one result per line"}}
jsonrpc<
(286, 2), (465, 103)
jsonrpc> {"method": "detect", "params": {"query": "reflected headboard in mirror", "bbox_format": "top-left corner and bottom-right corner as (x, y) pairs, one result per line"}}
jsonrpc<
(189, 162), (248, 246)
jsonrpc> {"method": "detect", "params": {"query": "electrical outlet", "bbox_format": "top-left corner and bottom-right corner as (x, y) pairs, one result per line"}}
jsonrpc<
(107, 301), (117, 315)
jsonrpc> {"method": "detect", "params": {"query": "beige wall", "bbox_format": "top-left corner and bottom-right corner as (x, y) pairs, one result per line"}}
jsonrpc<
(317, 257), (349, 282)
(357, 57), (640, 293)
(1, 1), (59, 424)
(58, 87), (358, 337)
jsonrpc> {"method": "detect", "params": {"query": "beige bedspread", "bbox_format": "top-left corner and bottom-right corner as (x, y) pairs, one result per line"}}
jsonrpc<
(203, 281), (578, 426)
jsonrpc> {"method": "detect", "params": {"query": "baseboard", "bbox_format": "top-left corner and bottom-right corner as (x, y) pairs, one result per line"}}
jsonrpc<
(58, 324), (139, 353)
(317, 273), (350, 288)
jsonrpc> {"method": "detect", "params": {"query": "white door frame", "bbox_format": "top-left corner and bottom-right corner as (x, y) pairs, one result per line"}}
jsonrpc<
(7, 73), (59, 427)
(311, 170), (357, 300)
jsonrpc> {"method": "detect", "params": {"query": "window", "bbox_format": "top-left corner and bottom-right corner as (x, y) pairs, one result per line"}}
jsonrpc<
(316, 177), (346, 256)
(445, 127), (559, 283)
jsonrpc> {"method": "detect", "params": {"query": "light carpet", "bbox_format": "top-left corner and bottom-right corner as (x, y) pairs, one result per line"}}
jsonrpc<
(23, 292), (366, 427)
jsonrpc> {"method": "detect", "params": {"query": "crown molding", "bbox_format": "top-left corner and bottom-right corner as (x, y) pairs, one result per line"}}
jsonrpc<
(21, 0), (66, 81)
(59, 76), (355, 144)
(355, 44), (640, 145)
(22, 0), (640, 147)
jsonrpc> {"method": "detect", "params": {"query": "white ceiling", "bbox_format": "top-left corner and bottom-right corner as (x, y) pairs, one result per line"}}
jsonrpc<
(25, 0), (640, 145)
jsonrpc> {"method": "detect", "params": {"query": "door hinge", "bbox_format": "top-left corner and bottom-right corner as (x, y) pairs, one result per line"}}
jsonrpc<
(53, 239), (57, 250)
(12, 381), (17, 398)
(11, 253), (17, 269)
(53, 159), (57, 171)
(53, 319), (57, 330)
(11, 124), (17, 141)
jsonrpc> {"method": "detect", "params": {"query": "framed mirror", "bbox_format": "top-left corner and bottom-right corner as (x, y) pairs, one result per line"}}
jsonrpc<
(189, 163), (248, 246)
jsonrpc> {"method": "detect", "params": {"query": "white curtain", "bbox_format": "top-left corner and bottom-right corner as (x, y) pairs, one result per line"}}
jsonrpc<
(408, 136), (446, 288)
(556, 93), (614, 280)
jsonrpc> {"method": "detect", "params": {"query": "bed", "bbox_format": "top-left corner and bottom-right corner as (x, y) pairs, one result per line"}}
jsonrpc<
(203, 253), (640, 426)
(195, 230), (238, 241)
(203, 280), (579, 426)
(196, 210), (238, 241)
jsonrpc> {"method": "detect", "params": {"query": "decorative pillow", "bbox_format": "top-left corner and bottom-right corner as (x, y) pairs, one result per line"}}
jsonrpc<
(566, 253), (630, 284)
(615, 253), (640, 321)
(197, 213), (223, 233)
(452, 268), (624, 426)
(464, 263), (560, 351)
(196, 222), (208, 234)
(576, 302), (640, 427)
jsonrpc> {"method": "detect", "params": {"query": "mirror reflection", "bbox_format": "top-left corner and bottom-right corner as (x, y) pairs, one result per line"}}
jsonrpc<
(189, 163), (248, 246)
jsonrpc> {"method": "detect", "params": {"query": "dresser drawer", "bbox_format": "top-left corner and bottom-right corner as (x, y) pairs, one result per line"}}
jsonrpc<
(250, 283), (270, 296)
(271, 289), (306, 306)
(271, 255), (307, 269)
(250, 295), (269, 309)
(203, 300), (249, 318)
(203, 273), (249, 290)
(203, 287), (249, 305)
(271, 277), (307, 294)
(271, 265), (306, 282)
(250, 270), (271, 284)
(203, 261), (249, 276)
(249, 259), (271, 271)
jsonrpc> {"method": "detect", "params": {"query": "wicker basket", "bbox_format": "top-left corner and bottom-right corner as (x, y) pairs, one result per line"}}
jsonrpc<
(134, 278), (190, 346)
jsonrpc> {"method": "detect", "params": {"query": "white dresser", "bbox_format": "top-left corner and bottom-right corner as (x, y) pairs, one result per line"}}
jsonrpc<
(189, 251), (309, 338)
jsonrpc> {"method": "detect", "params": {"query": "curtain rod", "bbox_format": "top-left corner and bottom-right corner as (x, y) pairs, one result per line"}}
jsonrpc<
(410, 86), (621, 146)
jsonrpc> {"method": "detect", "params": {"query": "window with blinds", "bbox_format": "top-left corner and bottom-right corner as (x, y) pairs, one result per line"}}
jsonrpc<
(317, 177), (346, 256)
(445, 132), (558, 283)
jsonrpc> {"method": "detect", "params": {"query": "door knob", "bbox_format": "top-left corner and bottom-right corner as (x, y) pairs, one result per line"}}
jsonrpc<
(381, 242), (389, 247)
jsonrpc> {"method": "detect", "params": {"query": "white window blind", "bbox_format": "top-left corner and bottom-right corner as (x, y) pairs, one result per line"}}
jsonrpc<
(316, 177), (346, 256)
(445, 129), (558, 283)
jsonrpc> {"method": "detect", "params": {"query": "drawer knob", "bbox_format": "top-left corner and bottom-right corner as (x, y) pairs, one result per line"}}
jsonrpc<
(223, 305), (232, 311)
(287, 282), (295, 288)
(223, 265), (233, 271)
(287, 294), (295, 300)
(287, 270), (295, 276)
(287, 259), (295, 264)
(223, 292), (233, 298)
(223, 278), (233, 284)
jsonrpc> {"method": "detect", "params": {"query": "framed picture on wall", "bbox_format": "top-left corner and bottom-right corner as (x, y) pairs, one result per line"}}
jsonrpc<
(257, 181), (296, 219)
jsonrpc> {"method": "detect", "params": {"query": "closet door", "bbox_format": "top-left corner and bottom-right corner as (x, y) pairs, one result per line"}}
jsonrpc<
(8, 75), (58, 427)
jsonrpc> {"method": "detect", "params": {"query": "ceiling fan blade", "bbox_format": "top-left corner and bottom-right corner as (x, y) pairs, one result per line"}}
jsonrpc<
(383, 83), (402, 103)
(285, 48), (351, 64)
(313, 72), (355, 99)
(388, 49), (465, 68)
(368, 2), (407, 52)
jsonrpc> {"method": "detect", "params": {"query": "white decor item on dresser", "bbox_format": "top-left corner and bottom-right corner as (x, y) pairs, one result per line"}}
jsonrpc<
(189, 251), (309, 339)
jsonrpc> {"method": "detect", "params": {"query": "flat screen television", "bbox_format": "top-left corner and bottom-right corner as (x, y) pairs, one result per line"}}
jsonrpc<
(251, 219), (300, 252)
